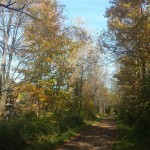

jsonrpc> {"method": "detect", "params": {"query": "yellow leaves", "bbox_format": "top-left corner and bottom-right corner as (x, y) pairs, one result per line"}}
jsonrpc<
(24, 0), (62, 50)
(146, 22), (150, 29)
(121, 3), (131, 8)
(46, 57), (52, 62)
(85, 99), (94, 108)
(109, 18), (128, 30)
(20, 82), (48, 103)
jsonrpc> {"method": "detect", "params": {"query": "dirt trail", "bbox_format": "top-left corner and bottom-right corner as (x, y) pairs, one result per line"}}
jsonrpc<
(56, 115), (117, 150)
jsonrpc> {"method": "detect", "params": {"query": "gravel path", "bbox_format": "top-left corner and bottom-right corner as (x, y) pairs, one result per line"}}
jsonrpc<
(56, 115), (117, 150)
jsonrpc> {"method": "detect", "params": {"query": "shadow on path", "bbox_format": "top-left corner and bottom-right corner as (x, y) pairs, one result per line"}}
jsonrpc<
(56, 115), (117, 150)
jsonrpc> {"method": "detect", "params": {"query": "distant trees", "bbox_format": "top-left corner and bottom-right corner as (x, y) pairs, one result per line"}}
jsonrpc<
(69, 32), (109, 116)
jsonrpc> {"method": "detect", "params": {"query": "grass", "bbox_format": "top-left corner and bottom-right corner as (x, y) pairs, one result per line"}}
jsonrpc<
(112, 117), (136, 150)
(25, 127), (81, 150)
(85, 115), (102, 125)
(53, 116), (102, 149)
(0, 113), (104, 150)
(113, 116), (150, 150)
(25, 115), (102, 150)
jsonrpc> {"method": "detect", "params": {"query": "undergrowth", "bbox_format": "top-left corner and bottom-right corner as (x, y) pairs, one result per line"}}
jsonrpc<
(113, 116), (150, 150)
(0, 112), (101, 150)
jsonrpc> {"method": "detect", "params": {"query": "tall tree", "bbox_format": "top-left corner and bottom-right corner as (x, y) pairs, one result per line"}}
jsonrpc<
(103, 0), (150, 140)
(19, 0), (86, 116)
(0, 0), (27, 118)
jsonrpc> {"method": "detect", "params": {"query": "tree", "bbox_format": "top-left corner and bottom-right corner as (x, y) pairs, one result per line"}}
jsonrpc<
(0, 0), (30, 16)
(19, 0), (87, 116)
(0, 1), (28, 118)
(103, 0), (150, 145)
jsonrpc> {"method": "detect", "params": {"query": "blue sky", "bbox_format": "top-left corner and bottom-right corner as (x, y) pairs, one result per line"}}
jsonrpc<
(60, 0), (110, 30)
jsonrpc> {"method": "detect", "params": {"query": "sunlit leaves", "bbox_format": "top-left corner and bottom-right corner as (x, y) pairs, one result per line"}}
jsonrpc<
(105, 0), (150, 126)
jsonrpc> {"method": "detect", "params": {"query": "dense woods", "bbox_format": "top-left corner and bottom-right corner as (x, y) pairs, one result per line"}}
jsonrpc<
(100, 0), (150, 149)
(0, 0), (150, 149)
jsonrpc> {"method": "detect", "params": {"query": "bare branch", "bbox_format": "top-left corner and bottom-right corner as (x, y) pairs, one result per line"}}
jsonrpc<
(8, 2), (16, 7)
(0, 2), (32, 17)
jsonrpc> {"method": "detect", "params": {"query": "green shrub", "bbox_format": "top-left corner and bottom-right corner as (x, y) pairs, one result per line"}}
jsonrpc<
(0, 120), (26, 150)
(0, 112), (86, 150)
(21, 115), (60, 142)
(58, 113), (84, 132)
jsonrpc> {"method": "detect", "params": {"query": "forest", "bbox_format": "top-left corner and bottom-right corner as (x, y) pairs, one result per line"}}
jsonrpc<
(0, 0), (150, 150)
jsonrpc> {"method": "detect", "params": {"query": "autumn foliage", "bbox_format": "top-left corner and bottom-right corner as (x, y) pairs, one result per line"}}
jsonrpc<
(101, 0), (150, 148)
(0, 0), (110, 149)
